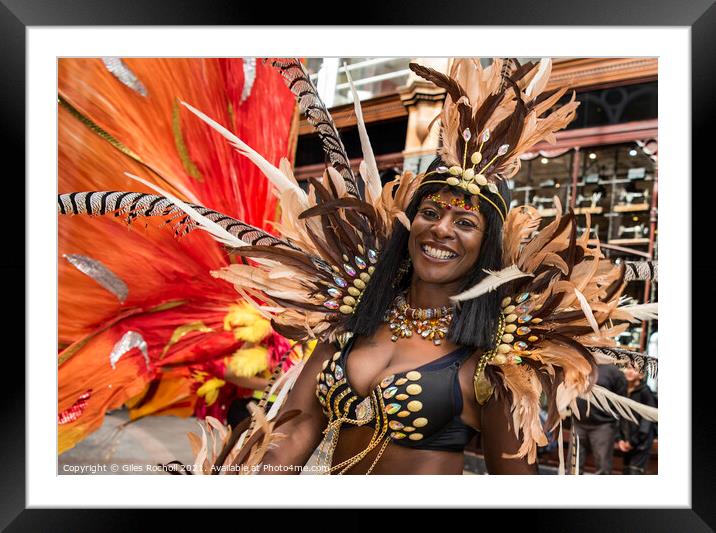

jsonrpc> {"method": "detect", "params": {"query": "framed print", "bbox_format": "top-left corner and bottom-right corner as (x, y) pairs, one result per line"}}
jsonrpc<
(2, 0), (711, 529)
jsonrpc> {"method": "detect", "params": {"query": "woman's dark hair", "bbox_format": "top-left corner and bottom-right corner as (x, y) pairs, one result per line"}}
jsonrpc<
(346, 157), (511, 349)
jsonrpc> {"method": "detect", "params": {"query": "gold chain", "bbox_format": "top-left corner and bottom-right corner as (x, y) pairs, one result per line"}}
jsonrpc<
(473, 314), (506, 405)
(365, 434), (392, 474)
(329, 392), (391, 474)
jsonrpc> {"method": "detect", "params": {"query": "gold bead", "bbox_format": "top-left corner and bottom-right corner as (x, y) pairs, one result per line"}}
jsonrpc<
(395, 394), (409, 401)
(504, 324), (517, 333)
(463, 168), (475, 180)
(408, 433), (424, 441)
(403, 426), (415, 433)
(501, 334), (514, 343)
(475, 174), (488, 186)
(497, 344), (511, 354)
(532, 317), (543, 324)
(395, 378), (408, 386)
(503, 305), (516, 314)
(406, 371), (422, 381)
(471, 152), (483, 165)
(501, 297), (512, 308)
(467, 183), (480, 195)
(505, 314), (518, 323)
(397, 410), (410, 418)
(322, 360), (329, 370)
(343, 296), (356, 306)
(368, 266), (375, 275)
(528, 335), (539, 343)
(347, 287), (361, 297)
(413, 417), (428, 428)
(406, 384), (422, 395)
(446, 177), (460, 186)
(332, 352), (341, 361)
(359, 272), (371, 283)
(339, 305), (354, 315)
(449, 166), (463, 176)
(407, 400), (423, 412)
(353, 279), (366, 290)
(358, 244), (365, 254)
(494, 354), (508, 364)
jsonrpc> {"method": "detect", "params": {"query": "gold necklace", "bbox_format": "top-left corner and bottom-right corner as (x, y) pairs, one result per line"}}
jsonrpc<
(384, 293), (453, 345)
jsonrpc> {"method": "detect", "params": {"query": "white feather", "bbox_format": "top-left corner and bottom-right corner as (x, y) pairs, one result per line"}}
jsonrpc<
(344, 63), (381, 202)
(619, 303), (658, 323)
(557, 419), (565, 475)
(574, 287), (600, 335)
(124, 172), (247, 248)
(450, 265), (533, 302)
(583, 384), (658, 424)
(524, 58), (551, 98)
(266, 361), (304, 421)
(180, 101), (307, 201)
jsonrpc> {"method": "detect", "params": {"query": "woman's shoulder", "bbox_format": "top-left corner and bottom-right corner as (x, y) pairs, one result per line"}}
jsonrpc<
(457, 347), (488, 430)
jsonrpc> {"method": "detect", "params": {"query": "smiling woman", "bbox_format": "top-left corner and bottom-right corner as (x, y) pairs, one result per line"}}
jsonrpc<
(58, 57), (659, 476)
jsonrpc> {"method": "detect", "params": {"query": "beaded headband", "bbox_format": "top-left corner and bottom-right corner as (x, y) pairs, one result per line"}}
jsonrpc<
(426, 193), (480, 214)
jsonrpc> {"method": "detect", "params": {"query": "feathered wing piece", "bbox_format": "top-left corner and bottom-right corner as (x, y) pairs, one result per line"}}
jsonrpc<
(416, 58), (658, 466)
(58, 56), (429, 350)
(57, 58), (299, 453)
(454, 201), (658, 464)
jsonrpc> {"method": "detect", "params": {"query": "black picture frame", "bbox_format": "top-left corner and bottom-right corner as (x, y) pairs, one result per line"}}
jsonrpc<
(2, 0), (709, 529)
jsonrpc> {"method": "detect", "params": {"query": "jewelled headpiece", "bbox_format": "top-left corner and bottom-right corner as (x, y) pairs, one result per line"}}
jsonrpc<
(419, 127), (509, 222)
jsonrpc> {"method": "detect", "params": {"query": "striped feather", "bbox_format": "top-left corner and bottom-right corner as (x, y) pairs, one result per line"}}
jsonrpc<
(58, 190), (296, 250)
(587, 346), (658, 379)
(269, 58), (360, 197)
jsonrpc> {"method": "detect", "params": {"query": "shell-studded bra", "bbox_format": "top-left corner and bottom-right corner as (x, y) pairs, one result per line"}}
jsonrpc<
(314, 335), (478, 474)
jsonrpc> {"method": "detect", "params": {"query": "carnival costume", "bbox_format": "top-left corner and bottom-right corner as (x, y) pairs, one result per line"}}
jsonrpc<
(57, 58), (301, 454)
(58, 58), (658, 473)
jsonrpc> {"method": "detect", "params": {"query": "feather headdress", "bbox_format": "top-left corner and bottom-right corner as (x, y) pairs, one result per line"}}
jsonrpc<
(409, 59), (579, 216)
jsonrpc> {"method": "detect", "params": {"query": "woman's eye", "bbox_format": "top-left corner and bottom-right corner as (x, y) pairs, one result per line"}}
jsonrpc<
(456, 219), (477, 228)
(420, 209), (438, 219)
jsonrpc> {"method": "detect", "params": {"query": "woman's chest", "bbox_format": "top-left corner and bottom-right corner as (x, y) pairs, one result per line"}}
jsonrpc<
(343, 327), (466, 398)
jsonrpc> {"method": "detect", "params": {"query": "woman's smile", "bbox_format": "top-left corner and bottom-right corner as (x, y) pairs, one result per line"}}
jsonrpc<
(420, 242), (459, 261)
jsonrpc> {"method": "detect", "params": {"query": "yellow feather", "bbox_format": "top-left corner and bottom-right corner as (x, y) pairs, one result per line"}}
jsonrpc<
(228, 346), (269, 378)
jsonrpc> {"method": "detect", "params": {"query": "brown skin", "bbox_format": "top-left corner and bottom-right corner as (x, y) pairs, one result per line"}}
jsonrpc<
(259, 190), (537, 474)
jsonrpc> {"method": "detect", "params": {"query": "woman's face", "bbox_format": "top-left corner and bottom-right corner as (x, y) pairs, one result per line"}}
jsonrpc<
(407, 189), (487, 287)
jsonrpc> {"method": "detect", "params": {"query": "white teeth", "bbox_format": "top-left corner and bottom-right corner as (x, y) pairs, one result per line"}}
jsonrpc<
(421, 245), (457, 260)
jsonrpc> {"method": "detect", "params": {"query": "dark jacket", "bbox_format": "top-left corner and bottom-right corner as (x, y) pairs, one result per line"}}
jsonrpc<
(619, 382), (657, 451)
(575, 364), (627, 425)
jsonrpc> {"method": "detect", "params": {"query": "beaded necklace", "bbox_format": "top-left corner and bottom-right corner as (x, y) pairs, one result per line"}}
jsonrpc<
(384, 293), (453, 345)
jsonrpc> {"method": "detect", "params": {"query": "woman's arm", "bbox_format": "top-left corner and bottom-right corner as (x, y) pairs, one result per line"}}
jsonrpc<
(480, 390), (539, 475)
(256, 341), (335, 474)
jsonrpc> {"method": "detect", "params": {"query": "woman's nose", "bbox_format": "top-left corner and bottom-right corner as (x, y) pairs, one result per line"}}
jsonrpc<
(430, 215), (454, 240)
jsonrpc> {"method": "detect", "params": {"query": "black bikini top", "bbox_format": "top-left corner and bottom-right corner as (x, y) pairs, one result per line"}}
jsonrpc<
(315, 335), (478, 455)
